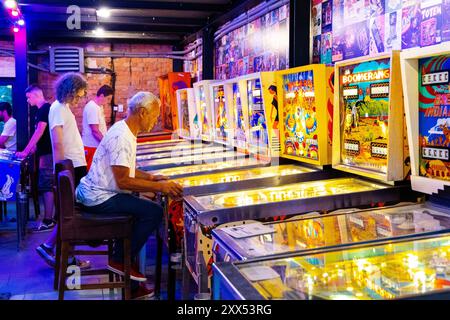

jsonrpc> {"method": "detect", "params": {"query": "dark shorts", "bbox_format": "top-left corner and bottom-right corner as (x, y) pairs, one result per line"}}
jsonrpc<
(38, 154), (53, 192)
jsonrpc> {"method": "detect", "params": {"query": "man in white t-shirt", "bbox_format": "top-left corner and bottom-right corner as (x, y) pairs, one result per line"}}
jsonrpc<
(36, 72), (90, 271)
(82, 85), (113, 170)
(76, 91), (183, 299)
(0, 102), (17, 152)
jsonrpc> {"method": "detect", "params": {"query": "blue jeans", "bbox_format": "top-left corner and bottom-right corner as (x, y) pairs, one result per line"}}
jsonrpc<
(80, 193), (163, 265)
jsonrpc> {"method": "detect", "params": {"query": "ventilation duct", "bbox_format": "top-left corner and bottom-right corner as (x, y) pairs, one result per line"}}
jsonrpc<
(49, 47), (85, 73)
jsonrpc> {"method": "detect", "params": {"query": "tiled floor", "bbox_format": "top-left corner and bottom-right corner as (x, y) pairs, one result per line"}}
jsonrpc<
(0, 202), (195, 300)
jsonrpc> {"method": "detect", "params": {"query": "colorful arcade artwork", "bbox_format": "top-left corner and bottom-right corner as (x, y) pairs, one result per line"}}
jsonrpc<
(247, 79), (269, 156)
(180, 90), (190, 135)
(213, 85), (229, 143)
(198, 86), (211, 141)
(282, 70), (319, 161)
(339, 57), (391, 174)
(418, 55), (450, 181)
(233, 82), (247, 150)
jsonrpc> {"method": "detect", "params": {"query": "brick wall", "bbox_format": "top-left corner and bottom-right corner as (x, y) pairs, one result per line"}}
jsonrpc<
(36, 42), (173, 131)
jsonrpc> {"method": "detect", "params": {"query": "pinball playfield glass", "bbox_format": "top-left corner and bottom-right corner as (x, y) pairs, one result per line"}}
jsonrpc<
(230, 233), (450, 300)
(212, 203), (450, 262)
(193, 177), (387, 211)
(150, 157), (266, 178)
(174, 165), (315, 188)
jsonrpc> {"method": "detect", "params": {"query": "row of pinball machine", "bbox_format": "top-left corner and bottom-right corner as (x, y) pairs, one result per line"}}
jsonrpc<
(134, 44), (450, 300)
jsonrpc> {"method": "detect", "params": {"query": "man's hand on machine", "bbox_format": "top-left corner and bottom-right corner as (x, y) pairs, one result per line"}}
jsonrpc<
(150, 174), (169, 181)
(159, 180), (183, 199)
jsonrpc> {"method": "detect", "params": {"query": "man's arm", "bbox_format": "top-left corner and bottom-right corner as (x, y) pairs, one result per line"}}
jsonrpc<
(135, 168), (168, 181)
(16, 122), (47, 157)
(89, 124), (104, 143)
(0, 136), (8, 149)
(50, 125), (65, 163)
(112, 165), (182, 198)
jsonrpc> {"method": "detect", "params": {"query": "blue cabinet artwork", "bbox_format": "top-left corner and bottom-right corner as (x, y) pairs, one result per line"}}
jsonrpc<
(0, 151), (23, 202)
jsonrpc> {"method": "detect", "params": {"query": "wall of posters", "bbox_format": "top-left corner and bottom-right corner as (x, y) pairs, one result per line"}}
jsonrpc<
(312, 0), (450, 65)
(214, 4), (290, 80)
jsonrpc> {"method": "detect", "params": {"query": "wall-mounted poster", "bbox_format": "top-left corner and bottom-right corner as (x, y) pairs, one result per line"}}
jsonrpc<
(332, 28), (345, 62)
(344, 20), (370, 59)
(321, 32), (333, 64)
(313, 35), (322, 63)
(333, 0), (345, 27)
(369, 0), (385, 17)
(386, 0), (402, 12)
(401, 4), (421, 49)
(420, 0), (442, 47)
(322, 0), (333, 33)
(385, 9), (402, 50)
(418, 55), (450, 181)
(443, 0), (450, 42)
(370, 15), (386, 55)
(344, 0), (369, 24)
(313, 3), (323, 35)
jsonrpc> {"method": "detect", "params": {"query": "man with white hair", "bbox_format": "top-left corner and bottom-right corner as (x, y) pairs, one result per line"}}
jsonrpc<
(76, 91), (183, 299)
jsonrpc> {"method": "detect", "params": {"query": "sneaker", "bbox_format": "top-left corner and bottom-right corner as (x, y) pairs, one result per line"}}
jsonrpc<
(36, 244), (55, 268)
(68, 257), (91, 270)
(34, 220), (56, 232)
(131, 283), (155, 300)
(107, 261), (147, 282)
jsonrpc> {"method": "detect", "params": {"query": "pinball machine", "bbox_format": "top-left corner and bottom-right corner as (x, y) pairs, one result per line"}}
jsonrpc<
(209, 44), (450, 300)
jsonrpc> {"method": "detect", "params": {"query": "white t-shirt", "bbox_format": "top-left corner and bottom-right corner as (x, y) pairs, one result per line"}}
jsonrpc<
(48, 100), (87, 168)
(82, 100), (107, 148)
(1, 117), (17, 152)
(76, 120), (137, 206)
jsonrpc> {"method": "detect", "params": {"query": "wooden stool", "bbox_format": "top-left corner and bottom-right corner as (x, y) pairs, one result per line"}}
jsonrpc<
(55, 167), (133, 300)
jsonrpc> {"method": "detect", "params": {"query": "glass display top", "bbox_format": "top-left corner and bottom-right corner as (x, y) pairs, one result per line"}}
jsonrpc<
(150, 157), (264, 178)
(138, 151), (244, 167)
(137, 145), (228, 161)
(235, 233), (450, 300)
(174, 165), (315, 188)
(218, 204), (450, 259)
(193, 178), (387, 211)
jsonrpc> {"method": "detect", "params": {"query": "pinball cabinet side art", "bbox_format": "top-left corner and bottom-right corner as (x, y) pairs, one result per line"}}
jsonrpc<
(401, 43), (450, 195)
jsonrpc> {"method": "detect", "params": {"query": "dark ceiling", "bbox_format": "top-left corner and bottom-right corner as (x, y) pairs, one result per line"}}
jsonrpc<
(0, 0), (264, 44)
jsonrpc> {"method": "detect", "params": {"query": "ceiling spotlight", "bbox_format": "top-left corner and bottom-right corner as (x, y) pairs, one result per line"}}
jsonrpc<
(4, 0), (17, 10)
(93, 27), (105, 37)
(96, 8), (111, 18)
(18, 19), (25, 26)
(13, 26), (19, 33)
(11, 10), (19, 17)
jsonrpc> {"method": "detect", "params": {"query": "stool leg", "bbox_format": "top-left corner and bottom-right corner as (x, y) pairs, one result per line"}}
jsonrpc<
(154, 233), (163, 297)
(123, 238), (131, 300)
(58, 241), (69, 300)
(108, 241), (115, 297)
(54, 228), (61, 290)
